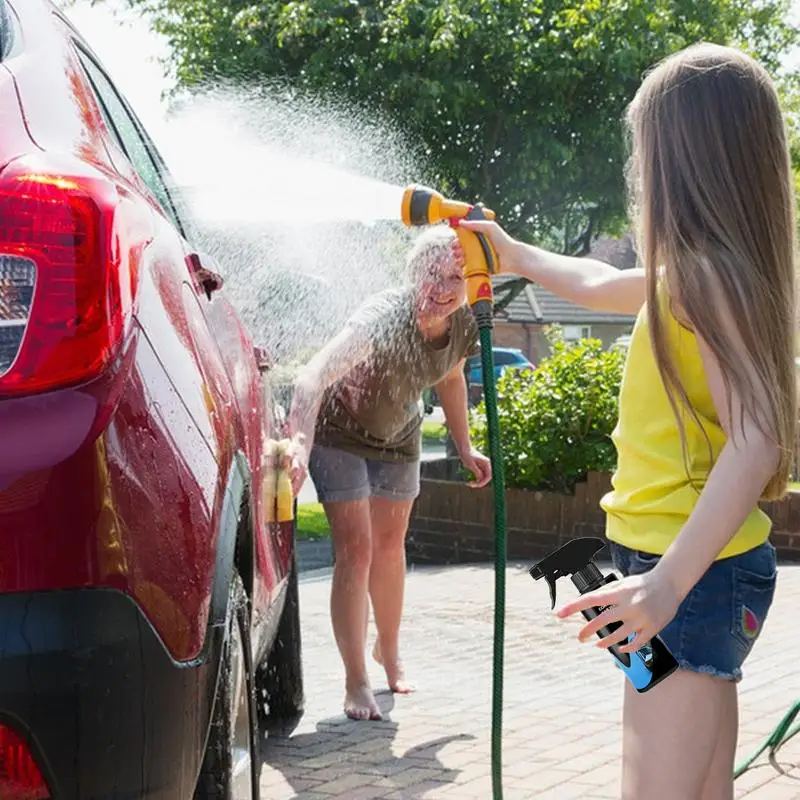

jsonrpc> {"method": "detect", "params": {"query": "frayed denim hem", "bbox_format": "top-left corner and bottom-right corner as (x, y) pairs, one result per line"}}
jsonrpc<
(675, 658), (742, 683)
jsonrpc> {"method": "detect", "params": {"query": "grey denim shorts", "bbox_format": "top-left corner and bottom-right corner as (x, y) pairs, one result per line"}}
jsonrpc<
(308, 444), (420, 503)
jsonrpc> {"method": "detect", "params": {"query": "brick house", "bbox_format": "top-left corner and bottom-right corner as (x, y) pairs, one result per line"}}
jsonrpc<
(492, 235), (638, 365)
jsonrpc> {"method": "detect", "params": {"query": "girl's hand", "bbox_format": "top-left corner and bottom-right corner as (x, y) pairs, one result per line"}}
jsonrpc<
(451, 239), (466, 269)
(459, 447), (492, 488)
(555, 568), (681, 654)
(456, 219), (520, 275)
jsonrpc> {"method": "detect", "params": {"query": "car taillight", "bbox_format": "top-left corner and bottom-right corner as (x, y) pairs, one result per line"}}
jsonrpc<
(0, 724), (50, 800)
(0, 155), (142, 397)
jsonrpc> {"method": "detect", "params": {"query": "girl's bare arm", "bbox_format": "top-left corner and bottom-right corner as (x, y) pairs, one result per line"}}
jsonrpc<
(458, 219), (646, 315)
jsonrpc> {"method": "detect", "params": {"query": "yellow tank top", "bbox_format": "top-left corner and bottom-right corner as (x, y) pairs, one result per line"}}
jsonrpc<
(601, 291), (771, 558)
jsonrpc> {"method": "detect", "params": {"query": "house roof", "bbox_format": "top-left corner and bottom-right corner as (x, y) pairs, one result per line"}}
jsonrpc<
(493, 234), (639, 326)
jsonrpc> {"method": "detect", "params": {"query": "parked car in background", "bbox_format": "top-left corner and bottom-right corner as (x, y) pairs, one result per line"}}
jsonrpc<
(0, 2), (301, 798)
(465, 347), (534, 405)
(465, 347), (534, 385)
(465, 347), (534, 384)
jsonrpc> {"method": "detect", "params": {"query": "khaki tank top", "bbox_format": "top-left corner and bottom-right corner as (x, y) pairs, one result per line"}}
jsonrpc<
(314, 288), (479, 462)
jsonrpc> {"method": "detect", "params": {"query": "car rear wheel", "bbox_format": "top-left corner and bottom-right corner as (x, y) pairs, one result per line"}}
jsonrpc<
(195, 573), (260, 800)
(257, 552), (304, 731)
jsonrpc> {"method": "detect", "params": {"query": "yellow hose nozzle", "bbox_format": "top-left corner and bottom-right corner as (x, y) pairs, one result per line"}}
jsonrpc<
(400, 184), (496, 226)
(401, 184), (499, 310)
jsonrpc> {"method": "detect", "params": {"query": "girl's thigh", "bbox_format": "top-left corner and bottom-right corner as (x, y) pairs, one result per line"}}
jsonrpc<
(621, 670), (736, 800)
(610, 539), (777, 799)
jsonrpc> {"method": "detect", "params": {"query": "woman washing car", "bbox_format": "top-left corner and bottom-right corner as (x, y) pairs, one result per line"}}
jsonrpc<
(287, 226), (492, 721)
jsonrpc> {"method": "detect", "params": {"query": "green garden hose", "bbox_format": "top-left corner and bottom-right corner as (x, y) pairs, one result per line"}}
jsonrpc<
(476, 325), (508, 800)
(734, 699), (800, 779)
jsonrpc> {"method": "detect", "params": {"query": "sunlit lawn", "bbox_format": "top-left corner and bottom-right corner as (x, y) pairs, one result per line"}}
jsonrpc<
(296, 502), (329, 540)
(422, 420), (447, 446)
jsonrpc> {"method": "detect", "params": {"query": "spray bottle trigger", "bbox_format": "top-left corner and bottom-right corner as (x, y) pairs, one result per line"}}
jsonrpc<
(546, 577), (557, 610)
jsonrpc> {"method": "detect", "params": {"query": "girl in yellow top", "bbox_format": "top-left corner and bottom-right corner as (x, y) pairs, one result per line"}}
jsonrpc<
(463, 43), (796, 800)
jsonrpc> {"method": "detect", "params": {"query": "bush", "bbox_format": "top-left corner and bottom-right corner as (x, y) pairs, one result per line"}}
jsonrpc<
(469, 333), (625, 493)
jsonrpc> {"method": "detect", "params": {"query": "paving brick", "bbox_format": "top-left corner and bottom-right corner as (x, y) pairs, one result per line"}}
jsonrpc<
(534, 781), (598, 799)
(312, 772), (386, 795)
(259, 561), (800, 798)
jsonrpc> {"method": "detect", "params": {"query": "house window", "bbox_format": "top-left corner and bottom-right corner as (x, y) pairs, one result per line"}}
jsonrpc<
(563, 325), (592, 341)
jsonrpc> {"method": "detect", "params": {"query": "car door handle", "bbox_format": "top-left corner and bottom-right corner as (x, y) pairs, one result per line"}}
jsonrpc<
(186, 252), (224, 300)
(253, 346), (274, 374)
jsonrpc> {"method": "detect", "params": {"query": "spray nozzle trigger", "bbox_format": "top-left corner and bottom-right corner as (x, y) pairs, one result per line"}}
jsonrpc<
(528, 537), (608, 609)
(528, 565), (561, 609)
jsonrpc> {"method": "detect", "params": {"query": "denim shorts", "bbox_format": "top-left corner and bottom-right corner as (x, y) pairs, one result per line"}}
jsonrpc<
(609, 540), (778, 682)
(308, 445), (420, 503)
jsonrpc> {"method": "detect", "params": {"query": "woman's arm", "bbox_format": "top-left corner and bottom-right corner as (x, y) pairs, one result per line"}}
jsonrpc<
(286, 325), (373, 492)
(434, 359), (492, 488)
(458, 219), (646, 315)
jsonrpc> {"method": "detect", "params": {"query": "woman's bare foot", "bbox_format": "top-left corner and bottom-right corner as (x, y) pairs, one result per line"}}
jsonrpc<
(344, 682), (382, 721)
(372, 640), (415, 694)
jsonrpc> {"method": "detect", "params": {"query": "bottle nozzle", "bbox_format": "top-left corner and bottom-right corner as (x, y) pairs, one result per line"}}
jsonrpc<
(528, 537), (608, 608)
(529, 568), (559, 610)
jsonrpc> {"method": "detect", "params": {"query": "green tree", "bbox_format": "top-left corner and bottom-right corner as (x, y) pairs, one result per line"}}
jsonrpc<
(119, 0), (797, 253)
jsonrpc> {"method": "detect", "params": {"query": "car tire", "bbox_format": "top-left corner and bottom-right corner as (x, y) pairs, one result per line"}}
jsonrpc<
(195, 573), (260, 800)
(257, 552), (305, 730)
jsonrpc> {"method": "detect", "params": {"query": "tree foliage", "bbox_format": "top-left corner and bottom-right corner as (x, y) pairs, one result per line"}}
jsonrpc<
(118, 0), (797, 250)
(469, 331), (625, 493)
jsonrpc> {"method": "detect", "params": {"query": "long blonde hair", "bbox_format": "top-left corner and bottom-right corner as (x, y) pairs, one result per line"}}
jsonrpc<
(626, 43), (797, 500)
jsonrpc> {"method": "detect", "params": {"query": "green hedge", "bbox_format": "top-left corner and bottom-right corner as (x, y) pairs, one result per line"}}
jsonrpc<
(469, 334), (625, 493)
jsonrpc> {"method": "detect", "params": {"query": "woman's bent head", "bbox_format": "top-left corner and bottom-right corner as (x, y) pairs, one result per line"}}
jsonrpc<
(627, 42), (797, 498)
(406, 226), (467, 320)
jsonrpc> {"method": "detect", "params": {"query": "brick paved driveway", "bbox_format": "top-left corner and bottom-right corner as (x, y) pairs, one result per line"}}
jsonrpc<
(259, 562), (800, 799)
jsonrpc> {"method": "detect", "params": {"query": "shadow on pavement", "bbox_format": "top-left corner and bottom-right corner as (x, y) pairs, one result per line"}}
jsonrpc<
(260, 690), (476, 797)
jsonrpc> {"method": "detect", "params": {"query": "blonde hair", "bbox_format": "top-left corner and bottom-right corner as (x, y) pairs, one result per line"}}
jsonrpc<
(405, 225), (458, 285)
(626, 42), (797, 500)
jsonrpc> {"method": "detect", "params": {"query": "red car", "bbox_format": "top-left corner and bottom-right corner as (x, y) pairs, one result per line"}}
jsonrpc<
(0, 1), (303, 798)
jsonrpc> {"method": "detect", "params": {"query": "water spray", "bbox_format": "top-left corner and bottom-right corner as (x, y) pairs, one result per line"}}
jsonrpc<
(401, 184), (508, 800)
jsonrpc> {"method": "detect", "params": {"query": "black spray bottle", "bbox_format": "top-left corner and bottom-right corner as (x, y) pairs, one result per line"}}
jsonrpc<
(529, 537), (678, 693)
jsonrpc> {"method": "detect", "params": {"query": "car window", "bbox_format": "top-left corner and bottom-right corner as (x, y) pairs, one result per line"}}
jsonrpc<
(0, 0), (17, 60)
(74, 47), (185, 234)
(494, 351), (517, 366)
(0, 3), (8, 60)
